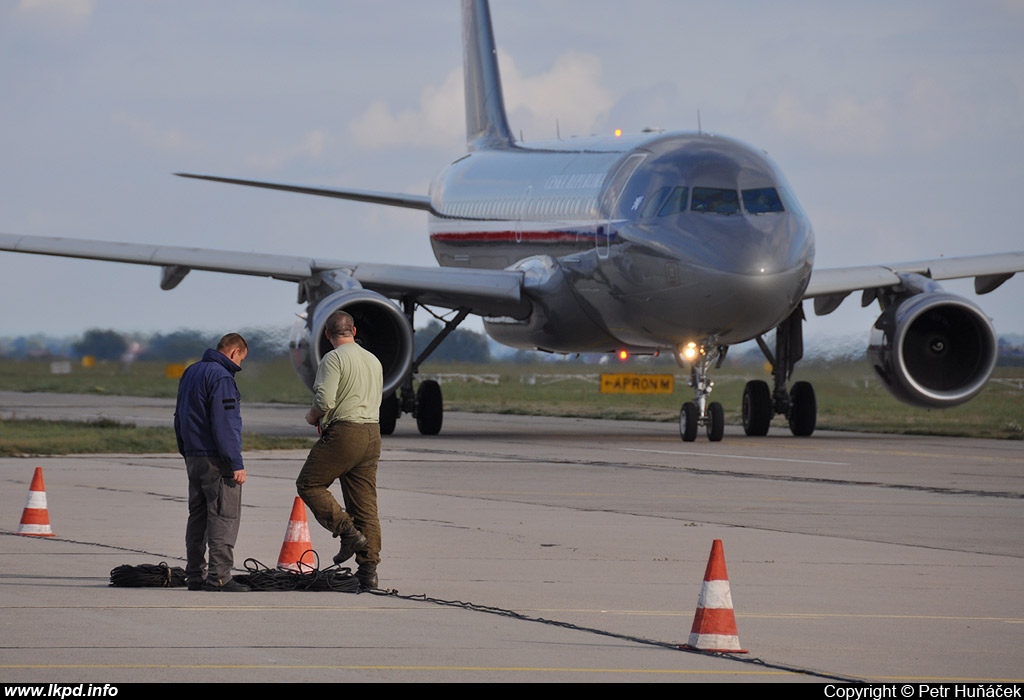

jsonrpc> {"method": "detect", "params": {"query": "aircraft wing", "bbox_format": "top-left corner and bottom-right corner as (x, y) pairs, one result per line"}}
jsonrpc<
(803, 252), (1024, 315)
(0, 232), (528, 318)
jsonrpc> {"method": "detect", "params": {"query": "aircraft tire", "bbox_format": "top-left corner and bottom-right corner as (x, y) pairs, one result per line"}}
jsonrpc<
(707, 401), (725, 442)
(742, 380), (772, 436)
(416, 379), (444, 436)
(788, 381), (817, 437)
(379, 393), (399, 436)
(679, 402), (698, 442)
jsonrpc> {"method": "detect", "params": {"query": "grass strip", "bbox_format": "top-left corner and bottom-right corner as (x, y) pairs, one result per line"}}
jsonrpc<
(0, 417), (313, 457)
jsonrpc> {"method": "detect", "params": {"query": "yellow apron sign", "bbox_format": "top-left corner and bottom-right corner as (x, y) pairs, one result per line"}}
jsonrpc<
(600, 373), (674, 394)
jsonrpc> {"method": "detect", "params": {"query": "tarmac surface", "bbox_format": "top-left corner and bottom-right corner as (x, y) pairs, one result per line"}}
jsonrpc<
(1, 392), (1023, 683)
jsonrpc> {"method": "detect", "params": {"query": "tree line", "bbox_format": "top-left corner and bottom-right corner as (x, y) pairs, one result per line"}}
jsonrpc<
(0, 322), (496, 363)
(4, 325), (1022, 365)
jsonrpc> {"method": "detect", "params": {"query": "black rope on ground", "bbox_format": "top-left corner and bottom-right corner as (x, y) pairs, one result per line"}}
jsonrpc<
(109, 562), (186, 588)
(234, 551), (361, 593)
(375, 589), (864, 683)
(91, 536), (861, 681)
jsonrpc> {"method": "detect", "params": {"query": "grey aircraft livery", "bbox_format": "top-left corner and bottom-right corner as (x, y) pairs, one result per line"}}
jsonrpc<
(3, 0), (1023, 441)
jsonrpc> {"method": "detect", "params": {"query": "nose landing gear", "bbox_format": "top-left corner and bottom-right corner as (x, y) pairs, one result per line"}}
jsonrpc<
(677, 342), (727, 442)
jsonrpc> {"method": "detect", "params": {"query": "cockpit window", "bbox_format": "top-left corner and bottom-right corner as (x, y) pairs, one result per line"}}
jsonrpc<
(658, 187), (689, 216)
(637, 186), (690, 218)
(639, 187), (672, 217)
(742, 187), (784, 214)
(691, 187), (740, 215)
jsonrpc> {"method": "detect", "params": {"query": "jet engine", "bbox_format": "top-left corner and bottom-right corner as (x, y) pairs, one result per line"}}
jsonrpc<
(867, 292), (997, 408)
(289, 288), (414, 397)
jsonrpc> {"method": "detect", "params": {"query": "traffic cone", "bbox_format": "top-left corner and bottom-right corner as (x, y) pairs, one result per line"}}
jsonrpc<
(684, 539), (747, 652)
(17, 467), (54, 537)
(277, 497), (316, 571)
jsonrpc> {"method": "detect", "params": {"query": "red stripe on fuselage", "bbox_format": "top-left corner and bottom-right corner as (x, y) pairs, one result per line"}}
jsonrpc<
(430, 230), (589, 243)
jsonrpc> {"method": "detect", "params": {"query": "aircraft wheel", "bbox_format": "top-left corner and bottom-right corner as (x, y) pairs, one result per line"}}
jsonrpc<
(416, 379), (444, 435)
(679, 401), (698, 442)
(788, 381), (817, 437)
(742, 380), (772, 436)
(379, 393), (399, 436)
(706, 401), (725, 442)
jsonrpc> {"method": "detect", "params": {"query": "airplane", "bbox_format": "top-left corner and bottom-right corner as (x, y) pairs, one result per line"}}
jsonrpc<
(2, 0), (1023, 442)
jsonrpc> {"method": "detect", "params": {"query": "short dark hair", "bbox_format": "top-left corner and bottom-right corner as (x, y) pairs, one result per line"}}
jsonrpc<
(325, 311), (355, 339)
(216, 333), (248, 353)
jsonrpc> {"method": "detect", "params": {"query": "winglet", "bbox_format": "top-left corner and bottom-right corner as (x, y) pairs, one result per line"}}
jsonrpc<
(463, 0), (515, 151)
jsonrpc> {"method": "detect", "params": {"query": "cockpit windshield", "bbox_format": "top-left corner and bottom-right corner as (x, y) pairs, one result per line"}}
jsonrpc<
(691, 187), (740, 215)
(634, 185), (786, 218)
(742, 187), (784, 214)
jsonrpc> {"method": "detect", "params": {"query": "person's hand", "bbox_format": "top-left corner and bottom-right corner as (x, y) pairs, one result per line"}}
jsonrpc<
(233, 469), (247, 485)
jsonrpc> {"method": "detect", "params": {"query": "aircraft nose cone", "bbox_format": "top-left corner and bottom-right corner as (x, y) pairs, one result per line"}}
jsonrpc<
(700, 213), (813, 278)
(612, 213), (814, 343)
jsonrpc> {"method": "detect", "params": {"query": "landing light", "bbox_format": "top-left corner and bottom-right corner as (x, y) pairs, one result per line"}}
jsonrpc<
(618, 349), (629, 362)
(677, 341), (699, 364)
(614, 128), (622, 137)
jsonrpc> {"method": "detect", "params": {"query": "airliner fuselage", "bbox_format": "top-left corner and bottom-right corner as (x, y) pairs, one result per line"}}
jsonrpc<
(428, 131), (814, 354)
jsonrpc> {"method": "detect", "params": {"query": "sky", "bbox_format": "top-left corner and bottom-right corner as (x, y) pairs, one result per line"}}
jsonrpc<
(2, 0), (1023, 350)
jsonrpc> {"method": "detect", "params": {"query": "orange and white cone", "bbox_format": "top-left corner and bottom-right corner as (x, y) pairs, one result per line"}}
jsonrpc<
(684, 539), (747, 652)
(277, 497), (316, 571)
(18, 467), (54, 537)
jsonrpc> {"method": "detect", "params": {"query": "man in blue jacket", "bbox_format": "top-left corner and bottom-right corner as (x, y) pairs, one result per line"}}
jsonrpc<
(174, 333), (249, 592)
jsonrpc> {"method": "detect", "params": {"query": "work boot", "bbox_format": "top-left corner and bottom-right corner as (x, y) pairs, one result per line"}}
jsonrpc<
(356, 563), (378, 590)
(333, 525), (368, 565)
(203, 577), (250, 592)
(186, 577), (204, 591)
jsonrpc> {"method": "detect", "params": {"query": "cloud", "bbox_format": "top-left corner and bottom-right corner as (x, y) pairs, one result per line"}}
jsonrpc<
(504, 50), (616, 141)
(764, 78), (971, 157)
(347, 67), (465, 151)
(347, 49), (616, 150)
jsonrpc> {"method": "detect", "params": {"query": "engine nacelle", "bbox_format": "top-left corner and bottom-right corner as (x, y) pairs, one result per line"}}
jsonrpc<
(289, 289), (413, 397)
(868, 292), (997, 408)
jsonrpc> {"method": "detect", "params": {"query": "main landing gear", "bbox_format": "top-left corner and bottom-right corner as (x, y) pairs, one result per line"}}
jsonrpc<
(379, 303), (469, 437)
(745, 304), (817, 438)
(381, 377), (444, 436)
(740, 378), (815, 437)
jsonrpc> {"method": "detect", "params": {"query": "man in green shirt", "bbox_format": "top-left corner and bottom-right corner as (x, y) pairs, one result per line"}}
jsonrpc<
(297, 310), (384, 590)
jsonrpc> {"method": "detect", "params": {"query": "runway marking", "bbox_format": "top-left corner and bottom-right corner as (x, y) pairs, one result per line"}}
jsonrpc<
(621, 448), (848, 466)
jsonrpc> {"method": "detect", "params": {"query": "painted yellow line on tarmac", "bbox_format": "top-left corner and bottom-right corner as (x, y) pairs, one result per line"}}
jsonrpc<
(3, 604), (1020, 624)
(4, 665), (1020, 683)
(738, 612), (1024, 623)
(868, 675), (1024, 683)
(0, 664), (792, 676)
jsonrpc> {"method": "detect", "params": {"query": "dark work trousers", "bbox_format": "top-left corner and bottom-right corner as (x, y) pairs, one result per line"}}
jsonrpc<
(185, 455), (242, 584)
(296, 421), (382, 567)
